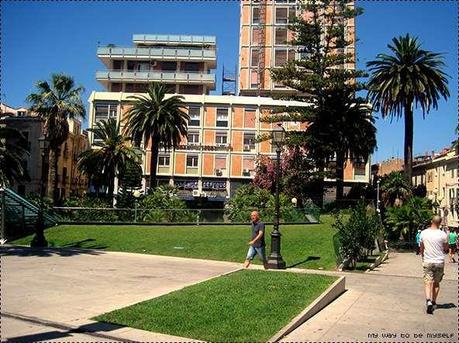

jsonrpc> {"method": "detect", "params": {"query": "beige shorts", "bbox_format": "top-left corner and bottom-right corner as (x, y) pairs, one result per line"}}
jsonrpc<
(422, 262), (444, 283)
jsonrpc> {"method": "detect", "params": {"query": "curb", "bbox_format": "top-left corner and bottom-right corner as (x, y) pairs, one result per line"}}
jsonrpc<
(269, 275), (346, 342)
(365, 249), (390, 272)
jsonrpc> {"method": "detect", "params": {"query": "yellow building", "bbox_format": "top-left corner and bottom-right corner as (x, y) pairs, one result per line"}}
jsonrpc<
(413, 147), (459, 228)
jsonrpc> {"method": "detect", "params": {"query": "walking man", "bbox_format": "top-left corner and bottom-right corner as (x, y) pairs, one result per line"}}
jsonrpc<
(419, 215), (449, 314)
(243, 211), (268, 269)
(447, 228), (457, 263)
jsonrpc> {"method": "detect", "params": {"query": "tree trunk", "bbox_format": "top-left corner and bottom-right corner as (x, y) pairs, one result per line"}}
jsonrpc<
(316, 160), (325, 209)
(107, 174), (114, 202)
(336, 151), (345, 202)
(404, 100), (414, 186)
(149, 140), (159, 191)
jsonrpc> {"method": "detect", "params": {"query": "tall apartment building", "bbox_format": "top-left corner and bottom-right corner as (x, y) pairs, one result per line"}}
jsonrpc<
(0, 103), (89, 199)
(238, 0), (355, 96)
(96, 34), (216, 95)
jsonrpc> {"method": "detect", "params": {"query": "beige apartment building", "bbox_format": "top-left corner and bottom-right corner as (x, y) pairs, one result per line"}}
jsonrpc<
(413, 147), (459, 228)
(0, 103), (89, 200)
(89, 92), (370, 201)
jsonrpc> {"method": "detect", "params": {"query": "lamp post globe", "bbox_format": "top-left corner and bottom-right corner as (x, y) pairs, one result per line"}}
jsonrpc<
(266, 125), (286, 269)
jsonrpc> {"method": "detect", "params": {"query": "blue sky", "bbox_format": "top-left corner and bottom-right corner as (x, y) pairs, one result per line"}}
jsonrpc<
(2, 0), (457, 163)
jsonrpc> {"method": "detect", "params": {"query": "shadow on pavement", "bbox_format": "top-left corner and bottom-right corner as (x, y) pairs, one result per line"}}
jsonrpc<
(287, 256), (320, 268)
(435, 303), (457, 310)
(5, 318), (130, 343)
(0, 243), (107, 257)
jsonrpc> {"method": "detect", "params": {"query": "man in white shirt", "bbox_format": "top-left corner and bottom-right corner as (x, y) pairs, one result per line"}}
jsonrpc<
(419, 215), (449, 314)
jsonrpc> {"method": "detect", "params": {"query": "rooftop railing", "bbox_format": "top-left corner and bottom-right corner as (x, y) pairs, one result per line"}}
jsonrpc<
(132, 34), (216, 46)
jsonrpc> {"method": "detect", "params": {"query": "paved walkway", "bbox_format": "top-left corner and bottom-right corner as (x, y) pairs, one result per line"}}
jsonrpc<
(1, 246), (238, 342)
(281, 252), (458, 342)
(1, 247), (457, 342)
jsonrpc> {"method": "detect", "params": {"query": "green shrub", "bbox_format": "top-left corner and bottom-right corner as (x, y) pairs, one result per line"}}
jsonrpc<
(138, 186), (197, 223)
(224, 184), (308, 223)
(385, 196), (433, 241)
(333, 201), (381, 269)
(60, 196), (119, 222)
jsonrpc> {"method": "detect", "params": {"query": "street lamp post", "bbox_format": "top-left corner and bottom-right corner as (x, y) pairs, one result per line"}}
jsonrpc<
(133, 189), (141, 223)
(376, 179), (381, 215)
(31, 136), (49, 247)
(267, 126), (286, 269)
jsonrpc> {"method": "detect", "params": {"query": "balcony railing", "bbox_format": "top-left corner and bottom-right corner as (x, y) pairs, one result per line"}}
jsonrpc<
(132, 34), (216, 46)
(97, 46), (216, 60)
(96, 70), (216, 84)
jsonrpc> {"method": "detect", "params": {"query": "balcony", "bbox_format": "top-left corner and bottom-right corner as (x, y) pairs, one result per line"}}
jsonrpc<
(132, 34), (216, 46)
(96, 70), (216, 88)
(97, 46), (216, 68)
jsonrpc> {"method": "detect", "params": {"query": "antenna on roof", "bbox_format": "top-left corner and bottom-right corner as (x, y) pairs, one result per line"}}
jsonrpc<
(222, 64), (237, 96)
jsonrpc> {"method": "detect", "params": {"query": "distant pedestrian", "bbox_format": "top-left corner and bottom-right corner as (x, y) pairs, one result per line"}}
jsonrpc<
(243, 211), (268, 269)
(415, 228), (422, 255)
(419, 215), (449, 314)
(447, 228), (458, 263)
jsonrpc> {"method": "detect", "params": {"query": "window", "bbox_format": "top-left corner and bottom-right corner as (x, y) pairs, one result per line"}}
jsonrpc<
(243, 157), (255, 176)
(95, 102), (118, 122)
(111, 83), (122, 92)
(182, 62), (201, 72)
(215, 155), (226, 170)
(216, 108), (228, 127)
(275, 27), (288, 45)
(276, 7), (288, 24)
(252, 7), (260, 24)
(243, 133), (256, 148)
(161, 61), (177, 72)
(186, 155), (199, 168)
(17, 111), (26, 116)
(250, 48), (259, 67)
(158, 155), (170, 166)
(188, 106), (201, 126)
(112, 60), (123, 70)
(187, 132), (200, 145)
(244, 108), (256, 128)
(250, 69), (259, 88)
(275, 7), (295, 24)
(274, 49), (288, 66)
(252, 27), (261, 45)
(216, 132), (228, 145)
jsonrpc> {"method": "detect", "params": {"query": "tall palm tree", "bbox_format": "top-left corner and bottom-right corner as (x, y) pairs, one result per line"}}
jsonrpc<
(367, 34), (450, 183)
(26, 73), (85, 203)
(0, 127), (29, 187)
(77, 118), (142, 199)
(123, 83), (189, 190)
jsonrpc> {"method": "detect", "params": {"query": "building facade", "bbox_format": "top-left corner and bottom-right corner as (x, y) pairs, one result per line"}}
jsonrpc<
(89, 92), (371, 202)
(238, 0), (355, 96)
(413, 147), (458, 228)
(0, 104), (89, 199)
(96, 34), (216, 95)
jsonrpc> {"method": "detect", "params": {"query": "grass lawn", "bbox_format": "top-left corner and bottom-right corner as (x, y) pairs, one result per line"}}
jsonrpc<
(94, 270), (336, 342)
(12, 215), (338, 270)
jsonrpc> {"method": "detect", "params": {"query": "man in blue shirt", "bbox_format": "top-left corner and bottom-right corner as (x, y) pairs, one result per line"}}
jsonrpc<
(243, 211), (268, 269)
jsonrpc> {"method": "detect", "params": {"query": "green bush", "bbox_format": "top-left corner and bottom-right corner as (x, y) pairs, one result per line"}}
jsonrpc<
(385, 196), (433, 241)
(138, 186), (197, 223)
(333, 201), (381, 269)
(60, 196), (119, 222)
(224, 184), (308, 223)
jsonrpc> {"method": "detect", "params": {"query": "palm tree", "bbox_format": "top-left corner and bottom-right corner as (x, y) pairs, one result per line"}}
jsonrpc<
(26, 73), (85, 203)
(77, 118), (142, 199)
(380, 171), (412, 207)
(321, 88), (377, 201)
(123, 83), (189, 190)
(367, 34), (450, 183)
(0, 127), (29, 187)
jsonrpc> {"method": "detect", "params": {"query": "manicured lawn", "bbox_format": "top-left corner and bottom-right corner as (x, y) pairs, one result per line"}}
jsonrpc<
(12, 215), (338, 270)
(94, 270), (336, 342)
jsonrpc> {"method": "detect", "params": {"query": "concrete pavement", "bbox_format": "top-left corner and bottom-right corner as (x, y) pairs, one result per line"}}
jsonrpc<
(1, 247), (457, 342)
(0, 246), (238, 342)
(281, 252), (458, 342)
